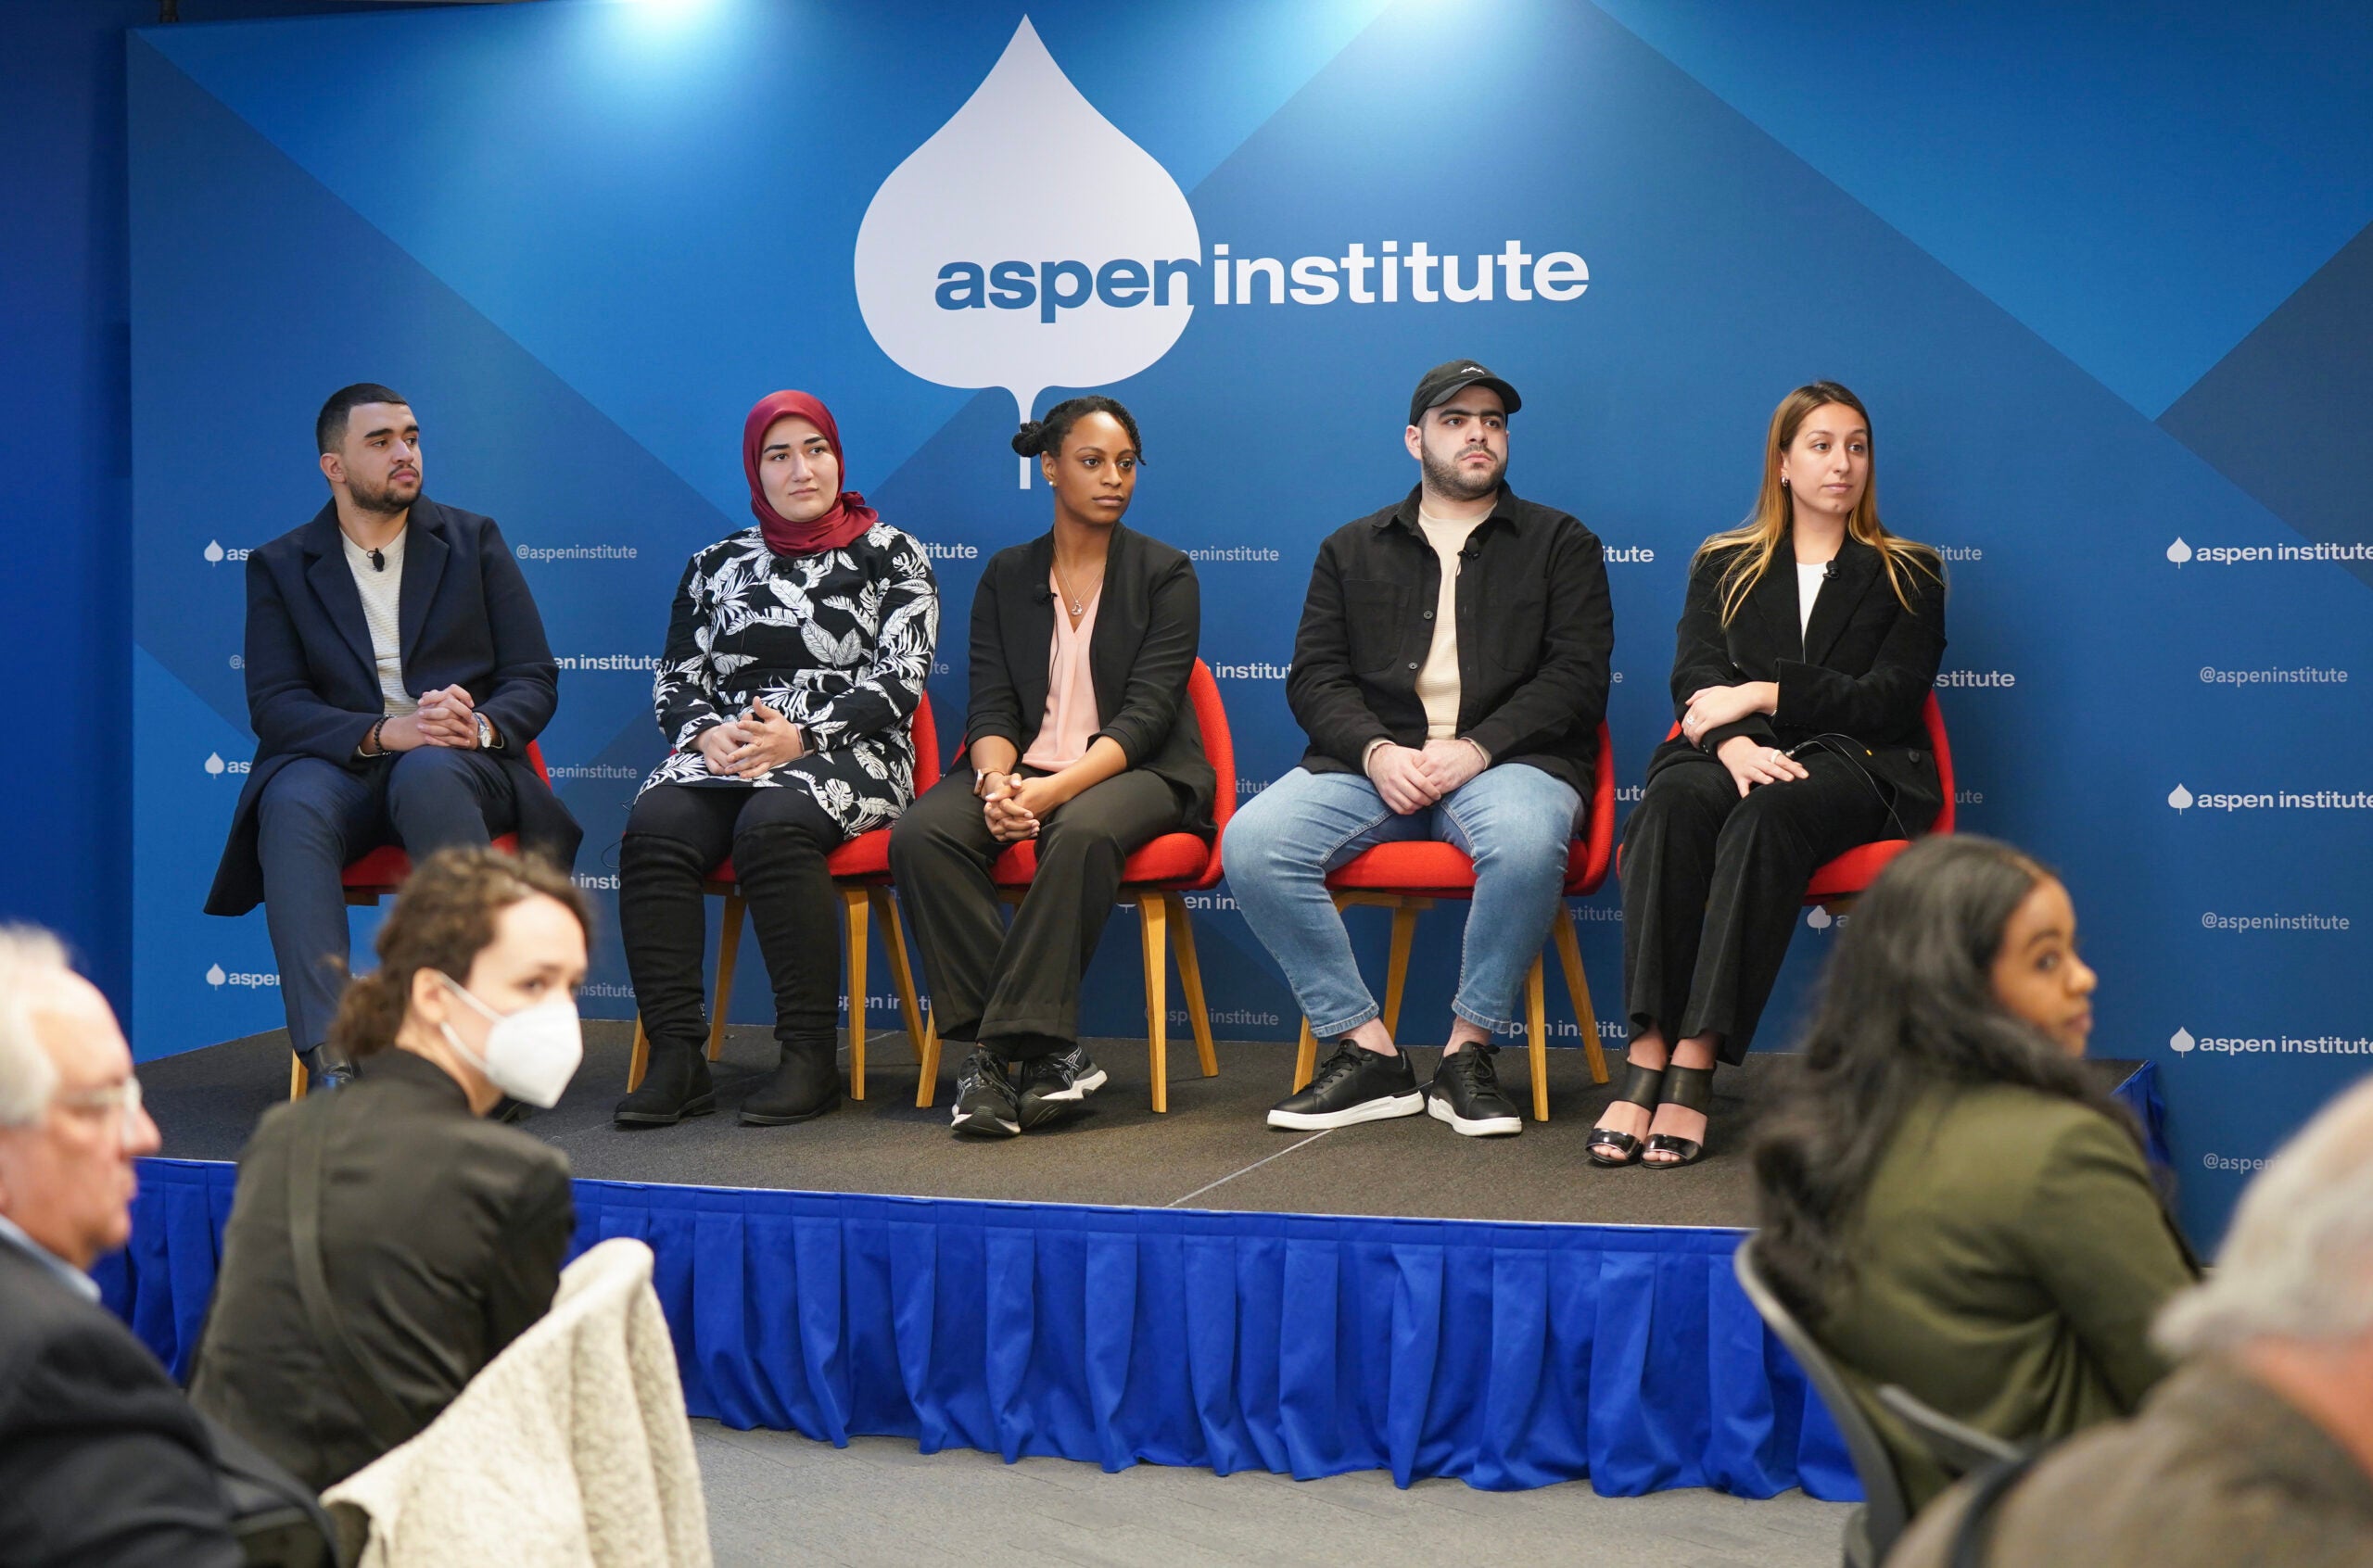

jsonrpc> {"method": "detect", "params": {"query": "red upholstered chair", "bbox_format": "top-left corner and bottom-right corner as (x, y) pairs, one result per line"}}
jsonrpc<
(1627, 692), (1955, 912)
(1286, 723), (1618, 1123)
(294, 740), (555, 1098)
(913, 659), (1235, 1113)
(625, 694), (939, 1102)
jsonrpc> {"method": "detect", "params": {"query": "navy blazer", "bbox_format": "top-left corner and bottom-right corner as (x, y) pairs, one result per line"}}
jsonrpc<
(206, 498), (581, 916)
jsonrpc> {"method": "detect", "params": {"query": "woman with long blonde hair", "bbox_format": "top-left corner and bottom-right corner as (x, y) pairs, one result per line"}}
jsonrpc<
(1593, 382), (1946, 1170)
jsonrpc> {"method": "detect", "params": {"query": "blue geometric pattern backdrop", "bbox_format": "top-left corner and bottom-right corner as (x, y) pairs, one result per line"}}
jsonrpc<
(129, 0), (2373, 1246)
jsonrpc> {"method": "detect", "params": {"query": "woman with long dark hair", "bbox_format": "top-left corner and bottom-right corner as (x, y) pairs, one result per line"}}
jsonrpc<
(890, 397), (1213, 1137)
(1750, 834), (2198, 1509)
(613, 391), (938, 1128)
(1597, 381), (1946, 1168)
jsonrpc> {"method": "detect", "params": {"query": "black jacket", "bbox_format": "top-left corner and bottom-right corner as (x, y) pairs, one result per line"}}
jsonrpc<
(206, 497), (583, 916)
(1655, 530), (1948, 830)
(1286, 485), (1614, 796)
(965, 524), (1216, 832)
(189, 1048), (576, 1491)
(0, 1239), (244, 1568)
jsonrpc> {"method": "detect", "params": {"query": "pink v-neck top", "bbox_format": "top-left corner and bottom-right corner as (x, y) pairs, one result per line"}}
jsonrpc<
(1021, 571), (1102, 771)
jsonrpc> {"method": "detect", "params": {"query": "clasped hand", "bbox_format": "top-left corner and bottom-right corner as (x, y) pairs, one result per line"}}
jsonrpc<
(696, 701), (804, 779)
(1367, 739), (1486, 816)
(374, 685), (480, 752)
(979, 772), (1063, 842)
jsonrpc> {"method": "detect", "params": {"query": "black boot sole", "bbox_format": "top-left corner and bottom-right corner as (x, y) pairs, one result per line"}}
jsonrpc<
(739, 1093), (840, 1127)
(614, 1093), (718, 1128)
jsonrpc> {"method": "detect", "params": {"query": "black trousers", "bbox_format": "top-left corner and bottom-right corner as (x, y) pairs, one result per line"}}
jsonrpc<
(889, 765), (1184, 1062)
(618, 781), (850, 1058)
(1620, 748), (1891, 1063)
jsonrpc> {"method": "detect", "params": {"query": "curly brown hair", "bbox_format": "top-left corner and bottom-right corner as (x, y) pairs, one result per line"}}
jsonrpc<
(327, 847), (591, 1060)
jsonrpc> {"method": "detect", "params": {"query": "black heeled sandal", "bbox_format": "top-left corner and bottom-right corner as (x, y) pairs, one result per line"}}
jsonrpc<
(1587, 1060), (1666, 1168)
(1643, 1063), (1714, 1169)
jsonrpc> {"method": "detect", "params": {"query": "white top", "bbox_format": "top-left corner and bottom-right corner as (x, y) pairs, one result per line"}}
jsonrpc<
(1415, 508), (1483, 740)
(343, 528), (418, 716)
(1796, 560), (1829, 643)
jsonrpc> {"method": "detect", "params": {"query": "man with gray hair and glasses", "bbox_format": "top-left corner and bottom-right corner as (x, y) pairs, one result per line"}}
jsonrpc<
(1891, 1073), (2373, 1567)
(0, 926), (245, 1566)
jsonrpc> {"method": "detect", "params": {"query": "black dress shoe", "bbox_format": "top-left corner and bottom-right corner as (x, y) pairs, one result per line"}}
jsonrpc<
(299, 1048), (357, 1094)
(1265, 1043), (1423, 1131)
(613, 1046), (717, 1127)
(740, 1039), (840, 1126)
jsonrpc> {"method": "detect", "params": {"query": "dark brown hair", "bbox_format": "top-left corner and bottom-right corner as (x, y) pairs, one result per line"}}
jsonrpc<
(327, 847), (590, 1060)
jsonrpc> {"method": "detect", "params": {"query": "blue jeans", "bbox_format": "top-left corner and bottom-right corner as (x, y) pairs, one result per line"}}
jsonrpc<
(1226, 764), (1580, 1039)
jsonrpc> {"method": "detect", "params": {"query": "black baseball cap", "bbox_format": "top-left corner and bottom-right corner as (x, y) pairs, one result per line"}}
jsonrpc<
(1409, 359), (1521, 427)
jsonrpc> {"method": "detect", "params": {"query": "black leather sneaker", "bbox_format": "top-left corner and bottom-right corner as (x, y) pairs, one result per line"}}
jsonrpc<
(1017, 1044), (1107, 1129)
(951, 1048), (1022, 1138)
(1427, 1046), (1523, 1137)
(1265, 1043), (1423, 1131)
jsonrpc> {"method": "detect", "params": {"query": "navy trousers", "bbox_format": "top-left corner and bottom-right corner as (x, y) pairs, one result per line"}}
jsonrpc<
(255, 749), (517, 1056)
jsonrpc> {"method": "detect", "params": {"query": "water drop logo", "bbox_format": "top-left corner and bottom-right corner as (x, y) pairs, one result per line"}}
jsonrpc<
(204, 752), (226, 777)
(2167, 783), (2193, 812)
(1805, 905), (1834, 930)
(854, 18), (1199, 487)
(204, 539), (226, 564)
(2168, 1027), (2196, 1055)
(205, 963), (226, 988)
(2165, 537), (2192, 566)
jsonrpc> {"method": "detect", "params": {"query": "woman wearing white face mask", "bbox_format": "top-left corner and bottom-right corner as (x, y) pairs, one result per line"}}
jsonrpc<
(191, 847), (590, 1492)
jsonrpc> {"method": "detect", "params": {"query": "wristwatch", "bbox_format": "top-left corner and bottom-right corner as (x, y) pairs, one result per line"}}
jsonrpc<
(475, 713), (497, 751)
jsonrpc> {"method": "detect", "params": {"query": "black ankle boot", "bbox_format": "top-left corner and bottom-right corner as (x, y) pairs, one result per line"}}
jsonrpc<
(299, 1047), (356, 1094)
(740, 1036), (840, 1126)
(614, 1044), (716, 1127)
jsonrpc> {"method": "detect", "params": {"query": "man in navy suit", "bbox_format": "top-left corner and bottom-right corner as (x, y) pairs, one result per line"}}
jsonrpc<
(206, 385), (581, 1090)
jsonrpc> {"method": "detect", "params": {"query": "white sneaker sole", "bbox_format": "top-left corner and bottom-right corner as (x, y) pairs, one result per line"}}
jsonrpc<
(951, 1106), (1020, 1136)
(1428, 1096), (1522, 1137)
(1035, 1067), (1109, 1103)
(1266, 1091), (1425, 1131)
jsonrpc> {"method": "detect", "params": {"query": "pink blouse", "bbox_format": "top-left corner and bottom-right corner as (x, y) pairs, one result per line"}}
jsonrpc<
(1022, 572), (1102, 771)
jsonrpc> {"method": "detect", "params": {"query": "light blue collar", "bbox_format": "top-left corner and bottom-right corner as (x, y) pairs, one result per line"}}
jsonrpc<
(0, 1211), (99, 1302)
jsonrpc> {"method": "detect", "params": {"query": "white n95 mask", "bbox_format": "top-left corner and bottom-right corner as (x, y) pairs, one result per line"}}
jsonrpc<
(434, 973), (584, 1109)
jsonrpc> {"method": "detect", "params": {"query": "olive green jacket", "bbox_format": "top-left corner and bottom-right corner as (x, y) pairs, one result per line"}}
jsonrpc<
(1818, 1081), (2199, 1509)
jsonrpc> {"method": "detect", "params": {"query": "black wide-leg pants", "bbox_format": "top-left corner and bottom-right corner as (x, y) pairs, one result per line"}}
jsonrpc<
(619, 780), (850, 1059)
(890, 765), (1184, 1063)
(1620, 748), (1891, 1063)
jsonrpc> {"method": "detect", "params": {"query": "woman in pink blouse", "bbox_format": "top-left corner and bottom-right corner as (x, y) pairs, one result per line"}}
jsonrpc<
(891, 398), (1215, 1138)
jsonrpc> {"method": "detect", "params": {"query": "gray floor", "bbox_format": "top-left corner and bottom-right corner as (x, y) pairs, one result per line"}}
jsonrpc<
(692, 1421), (1851, 1568)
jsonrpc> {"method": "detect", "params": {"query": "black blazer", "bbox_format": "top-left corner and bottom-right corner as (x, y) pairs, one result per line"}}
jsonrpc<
(964, 524), (1216, 833)
(1654, 530), (1948, 830)
(188, 1048), (576, 1491)
(205, 498), (583, 916)
(0, 1241), (244, 1567)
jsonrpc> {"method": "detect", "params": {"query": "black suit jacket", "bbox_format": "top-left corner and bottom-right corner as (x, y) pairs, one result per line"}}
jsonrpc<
(0, 1240), (244, 1568)
(206, 497), (582, 916)
(1654, 530), (1948, 831)
(964, 524), (1216, 832)
(188, 1049), (576, 1491)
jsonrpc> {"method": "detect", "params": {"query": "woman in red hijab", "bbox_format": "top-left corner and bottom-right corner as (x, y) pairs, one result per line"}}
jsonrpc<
(614, 392), (939, 1129)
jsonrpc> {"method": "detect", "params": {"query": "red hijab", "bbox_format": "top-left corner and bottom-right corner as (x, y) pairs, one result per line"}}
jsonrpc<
(742, 390), (878, 556)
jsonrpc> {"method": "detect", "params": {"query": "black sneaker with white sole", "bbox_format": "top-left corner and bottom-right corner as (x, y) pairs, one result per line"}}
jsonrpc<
(1017, 1044), (1106, 1129)
(951, 1048), (1022, 1138)
(1265, 1043), (1424, 1131)
(1428, 1046), (1523, 1136)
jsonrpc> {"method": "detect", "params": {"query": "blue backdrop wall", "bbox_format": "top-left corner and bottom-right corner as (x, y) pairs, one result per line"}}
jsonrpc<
(115, 0), (2373, 1246)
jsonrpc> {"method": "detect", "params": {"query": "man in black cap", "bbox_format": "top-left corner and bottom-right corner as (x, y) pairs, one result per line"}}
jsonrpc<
(1229, 360), (1613, 1136)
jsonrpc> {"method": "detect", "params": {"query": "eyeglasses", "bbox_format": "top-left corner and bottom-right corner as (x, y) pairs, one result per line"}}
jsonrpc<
(54, 1077), (146, 1144)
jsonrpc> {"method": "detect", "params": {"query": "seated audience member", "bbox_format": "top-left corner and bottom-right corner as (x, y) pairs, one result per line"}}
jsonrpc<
(193, 848), (589, 1491)
(891, 398), (1212, 1137)
(0, 927), (244, 1566)
(1750, 834), (2198, 1511)
(1602, 381), (1944, 1168)
(613, 390), (938, 1130)
(1229, 360), (1612, 1137)
(206, 384), (582, 1093)
(1890, 1074), (2373, 1568)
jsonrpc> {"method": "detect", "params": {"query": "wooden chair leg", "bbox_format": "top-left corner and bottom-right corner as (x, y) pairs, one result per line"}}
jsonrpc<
(1551, 904), (1610, 1085)
(1381, 900), (1421, 1038)
(842, 885), (869, 1100)
(873, 888), (928, 1062)
(915, 1005), (942, 1110)
(1293, 1017), (1319, 1092)
(1525, 951), (1550, 1122)
(288, 1052), (306, 1102)
(1166, 892), (1219, 1079)
(628, 1015), (652, 1092)
(709, 893), (744, 1062)
(1138, 893), (1171, 1112)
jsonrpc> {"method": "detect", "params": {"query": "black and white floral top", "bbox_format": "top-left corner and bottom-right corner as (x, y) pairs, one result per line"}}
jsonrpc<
(639, 524), (939, 836)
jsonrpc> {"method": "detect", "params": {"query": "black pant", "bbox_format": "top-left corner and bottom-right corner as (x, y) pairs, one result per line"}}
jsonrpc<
(618, 782), (849, 1058)
(889, 765), (1184, 1061)
(1620, 747), (1891, 1062)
